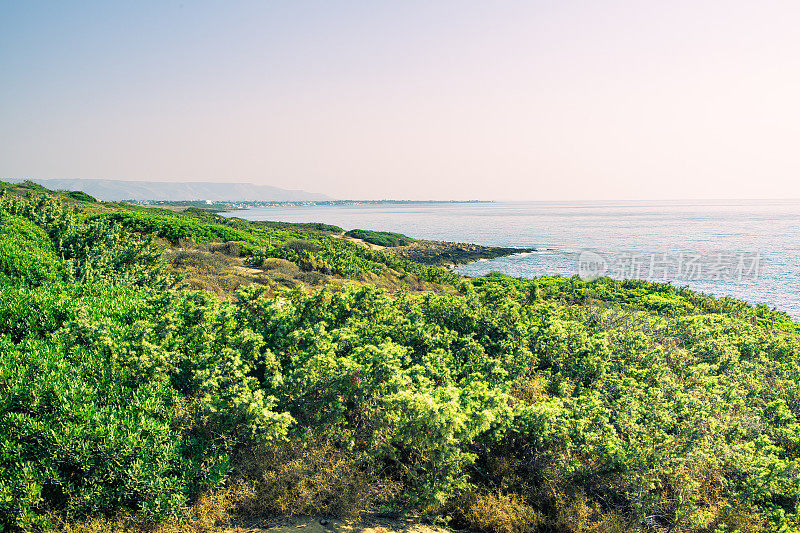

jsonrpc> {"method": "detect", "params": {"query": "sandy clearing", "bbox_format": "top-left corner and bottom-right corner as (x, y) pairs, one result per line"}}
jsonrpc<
(235, 265), (265, 275)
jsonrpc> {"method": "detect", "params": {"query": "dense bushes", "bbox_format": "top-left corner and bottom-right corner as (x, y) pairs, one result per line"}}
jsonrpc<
(1, 336), (201, 525)
(0, 194), (799, 532)
(64, 190), (96, 203)
(1, 197), (170, 289)
(8, 280), (798, 530)
(90, 212), (261, 246)
(0, 212), (61, 284)
(0, 281), (293, 530)
(345, 229), (417, 247)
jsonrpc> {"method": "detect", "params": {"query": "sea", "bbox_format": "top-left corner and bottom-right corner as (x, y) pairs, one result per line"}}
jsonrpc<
(222, 200), (800, 320)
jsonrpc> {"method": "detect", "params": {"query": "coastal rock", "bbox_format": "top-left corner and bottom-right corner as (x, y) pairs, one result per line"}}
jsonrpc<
(387, 240), (535, 266)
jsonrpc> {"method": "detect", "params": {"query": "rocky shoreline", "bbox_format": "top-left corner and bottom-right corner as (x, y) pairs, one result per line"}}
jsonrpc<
(387, 240), (536, 266)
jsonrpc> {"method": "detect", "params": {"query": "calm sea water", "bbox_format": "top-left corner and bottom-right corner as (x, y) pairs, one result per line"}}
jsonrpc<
(224, 200), (800, 320)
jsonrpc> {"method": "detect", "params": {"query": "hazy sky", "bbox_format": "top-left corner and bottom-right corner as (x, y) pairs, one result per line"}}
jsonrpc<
(2, 1), (799, 200)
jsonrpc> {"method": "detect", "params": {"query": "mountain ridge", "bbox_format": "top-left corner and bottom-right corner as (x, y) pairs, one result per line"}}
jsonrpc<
(2, 178), (333, 202)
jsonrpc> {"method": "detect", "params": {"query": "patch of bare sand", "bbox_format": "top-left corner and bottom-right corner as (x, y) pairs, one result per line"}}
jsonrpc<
(226, 516), (451, 533)
(234, 265), (265, 275)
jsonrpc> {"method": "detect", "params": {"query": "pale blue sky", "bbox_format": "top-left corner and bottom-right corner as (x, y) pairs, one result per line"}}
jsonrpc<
(2, 1), (799, 200)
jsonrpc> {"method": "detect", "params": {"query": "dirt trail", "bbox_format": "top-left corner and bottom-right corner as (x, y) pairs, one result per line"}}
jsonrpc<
(226, 516), (450, 533)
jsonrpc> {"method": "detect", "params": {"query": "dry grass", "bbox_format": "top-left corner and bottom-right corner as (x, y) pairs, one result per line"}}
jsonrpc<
(53, 514), (147, 533)
(207, 241), (246, 257)
(165, 249), (233, 275)
(161, 241), (453, 298)
(547, 491), (630, 533)
(297, 270), (329, 286)
(162, 246), (265, 296)
(261, 258), (301, 277)
(509, 374), (548, 405)
(177, 237), (200, 249)
(216, 272), (252, 292)
(230, 434), (399, 518)
(52, 434), (398, 533)
(271, 275), (300, 289)
(705, 503), (767, 533)
(454, 491), (541, 533)
(51, 491), (232, 533)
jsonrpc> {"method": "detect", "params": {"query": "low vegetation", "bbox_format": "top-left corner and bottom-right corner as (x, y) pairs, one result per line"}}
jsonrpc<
(0, 185), (798, 533)
(345, 229), (417, 247)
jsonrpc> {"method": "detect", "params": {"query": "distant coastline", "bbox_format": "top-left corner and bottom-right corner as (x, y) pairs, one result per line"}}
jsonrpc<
(126, 199), (493, 212)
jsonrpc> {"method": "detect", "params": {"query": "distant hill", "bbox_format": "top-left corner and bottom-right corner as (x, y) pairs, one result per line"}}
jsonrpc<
(3, 178), (333, 202)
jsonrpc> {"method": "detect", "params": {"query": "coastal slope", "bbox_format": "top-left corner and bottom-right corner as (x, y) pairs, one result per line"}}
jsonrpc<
(1, 179), (799, 533)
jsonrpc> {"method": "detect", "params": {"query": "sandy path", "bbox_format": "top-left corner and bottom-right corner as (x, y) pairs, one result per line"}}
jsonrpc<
(226, 515), (450, 533)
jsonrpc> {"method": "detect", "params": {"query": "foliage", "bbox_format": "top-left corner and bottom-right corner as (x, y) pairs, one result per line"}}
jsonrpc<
(0, 196), (171, 289)
(64, 190), (97, 203)
(283, 239), (320, 253)
(174, 208), (344, 233)
(89, 211), (263, 246)
(345, 229), (417, 247)
(19, 180), (51, 193)
(0, 210), (61, 285)
(0, 192), (799, 533)
(0, 280), (292, 530)
(455, 492), (541, 533)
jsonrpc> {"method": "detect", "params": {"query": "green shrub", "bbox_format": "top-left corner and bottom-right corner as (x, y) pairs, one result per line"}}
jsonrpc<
(0, 210), (61, 284)
(20, 180), (51, 192)
(345, 228), (417, 247)
(1, 196), (172, 289)
(0, 283), (292, 531)
(283, 239), (320, 253)
(0, 338), (200, 527)
(64, 190), (97, 203)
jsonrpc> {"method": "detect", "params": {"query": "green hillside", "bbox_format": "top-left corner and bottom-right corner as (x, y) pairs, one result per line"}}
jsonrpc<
(0, 186), (798, 533)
